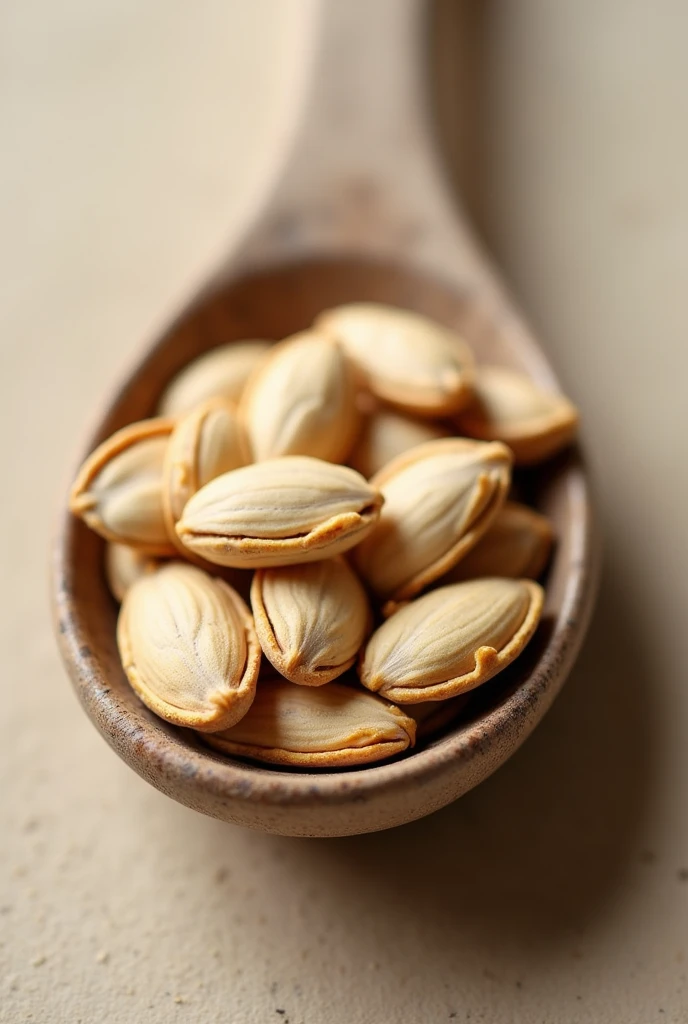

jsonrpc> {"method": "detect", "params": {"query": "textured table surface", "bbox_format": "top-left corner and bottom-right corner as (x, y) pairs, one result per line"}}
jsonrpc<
(2, 2), (687, 1021)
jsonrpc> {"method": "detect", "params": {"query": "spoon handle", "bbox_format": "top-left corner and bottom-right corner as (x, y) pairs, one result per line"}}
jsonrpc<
(234, 0), (553, 382)
(241, 0), (472, 275)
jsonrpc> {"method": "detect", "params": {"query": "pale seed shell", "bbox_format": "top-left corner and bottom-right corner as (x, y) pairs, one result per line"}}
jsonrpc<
(349, 407), (449, 479)
(157, 340), (272, 416)
(359, 578), (544, 703)
(176, 456), (383, 569)
(251, 558), (371, 686)
(455, 365), (579, 465)
(352, 438), (512, 610)
(240, 331), (359, 462)
(104, 542), (159, 602)
(162, 397), (246, 551)
(203, 677), (415, 767)
(69, 418), (176, 554)
(437, 501), (554, 584)
(117, 563), (261, 732)
(315, 302), (475, 417)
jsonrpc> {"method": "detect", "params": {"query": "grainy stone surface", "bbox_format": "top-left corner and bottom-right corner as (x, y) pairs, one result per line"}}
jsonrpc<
(2, 1), (688, 1022)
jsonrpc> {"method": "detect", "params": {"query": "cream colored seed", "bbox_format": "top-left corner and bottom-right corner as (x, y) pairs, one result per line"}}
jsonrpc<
(455, 364), (579, 465)
(175, 456), (383, 569)
(251, 558), (371, 686)
(117, 563), (261, 732)
(348, 407), (449, 479)
(157, 340), (272, 416)
(315, 302), (475, 417)
(437, 501), (554, 584)
(240, 331), (359, 463)
(104, 542), (158, 602)
(359, 577), (544, 703)
(353, 437), (512, 610)
(162, 397), (246, 550)
(69, 418), (176, 554)
(202, 677), (415, 767)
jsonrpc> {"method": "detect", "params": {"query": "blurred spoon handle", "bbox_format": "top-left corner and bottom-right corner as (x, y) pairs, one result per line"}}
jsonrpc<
(241, 0), (471, 273)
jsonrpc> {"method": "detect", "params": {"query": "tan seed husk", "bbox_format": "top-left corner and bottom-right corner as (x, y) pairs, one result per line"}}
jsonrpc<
(251, 558), (371, 686)
(203, 677), (415, 767)
(69, 418), (176, 554)
(352, 438), (512, 610)
(104, 542), (159, 602)
(455, 365), (579, 465)
(176, 456), (383, 568)
(117, 562), (261, 732)
(349, 407), (449, 479)
(315, 302), (475, 417)
(162, 396), (246, 551)
(240, 331), (359, 463)
(359, 577), (544, 702)
(157, 340), (272, 416)
(437, 501), (554, 584)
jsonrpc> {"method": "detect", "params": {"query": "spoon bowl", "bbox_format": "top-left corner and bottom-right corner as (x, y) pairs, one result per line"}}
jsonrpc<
(52, 1), (599, 837)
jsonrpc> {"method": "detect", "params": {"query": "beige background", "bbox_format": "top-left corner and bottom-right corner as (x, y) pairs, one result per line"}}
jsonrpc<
(2, 1), (687, 1021)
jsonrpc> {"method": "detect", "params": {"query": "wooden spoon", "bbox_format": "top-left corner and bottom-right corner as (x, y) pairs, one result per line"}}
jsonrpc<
(51, 0), (599, 837)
